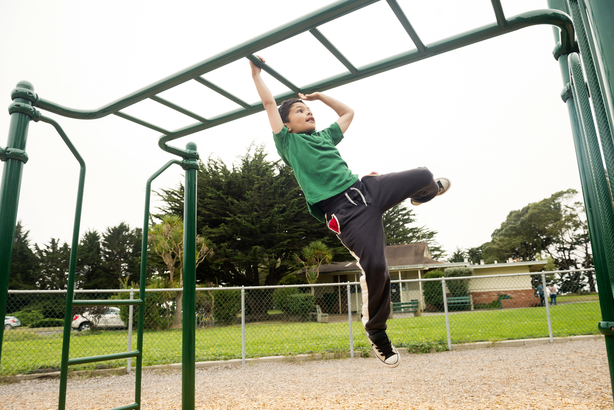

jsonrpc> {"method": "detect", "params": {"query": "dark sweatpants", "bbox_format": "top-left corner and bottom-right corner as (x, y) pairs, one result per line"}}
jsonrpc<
(318, 167), (439, 334)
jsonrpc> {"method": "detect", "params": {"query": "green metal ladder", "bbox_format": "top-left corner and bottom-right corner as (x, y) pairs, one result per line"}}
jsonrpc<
(3, 0), (614, 408)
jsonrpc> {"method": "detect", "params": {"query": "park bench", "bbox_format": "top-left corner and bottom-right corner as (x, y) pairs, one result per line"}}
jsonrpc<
(446, 295), (474, 311)
(392, 300), (420, 317)
(310, 305), (329, 323)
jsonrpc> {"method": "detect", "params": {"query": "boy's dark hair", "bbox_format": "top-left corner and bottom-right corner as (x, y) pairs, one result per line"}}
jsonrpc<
(278, 98), (303, 123)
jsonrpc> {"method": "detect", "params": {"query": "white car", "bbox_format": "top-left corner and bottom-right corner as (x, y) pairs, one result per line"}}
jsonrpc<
(4, 316), (21, 331)
(72, 307), (126, 331)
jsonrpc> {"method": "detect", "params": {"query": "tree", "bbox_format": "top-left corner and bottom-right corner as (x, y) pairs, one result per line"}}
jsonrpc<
(9, 221), (39, 290)
(382, 203), (446, 259)
(447, 247), (467, 263)
(157, 145), (341, 287)
(36, 238), (71, 290)
(477, 189), (594, 291)
(149, 215), (212, 328)
(466, 246), (483, 265)
(77, 230), (115, 289)
(102, 222), (142, 286)
(297, 240), (333, 294)
(482, 190), (585, 264)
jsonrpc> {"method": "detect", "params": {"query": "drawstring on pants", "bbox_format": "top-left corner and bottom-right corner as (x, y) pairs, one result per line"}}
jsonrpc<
(346, 187), (367, 206)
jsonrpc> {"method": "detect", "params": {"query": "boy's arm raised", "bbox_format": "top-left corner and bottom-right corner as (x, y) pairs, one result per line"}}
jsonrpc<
(300, 92), (354, 134)
(250, 57), (284, 134)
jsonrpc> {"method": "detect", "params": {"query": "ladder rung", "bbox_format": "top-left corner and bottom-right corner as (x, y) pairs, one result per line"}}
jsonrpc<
(68, 350), (141, 366)
(110, 403), (139, 410)
(72, 299), (143, 307)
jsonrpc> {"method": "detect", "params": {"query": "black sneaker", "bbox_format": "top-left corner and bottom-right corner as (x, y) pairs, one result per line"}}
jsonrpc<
(366, 330), (400, 368)
(411, 177), (451, 206)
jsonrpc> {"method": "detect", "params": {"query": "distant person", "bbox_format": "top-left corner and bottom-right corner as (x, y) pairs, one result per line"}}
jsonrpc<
(537, 284), (545, 306)
(549, 284), (558, 305)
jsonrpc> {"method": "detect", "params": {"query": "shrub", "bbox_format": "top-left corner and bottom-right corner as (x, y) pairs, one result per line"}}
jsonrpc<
(29, 318), (64, 328)
(285, 293), (315, 318)
(445, 267), (473, 298)
(423, 270), (445, 311)
(12, 309), (44, 327)
(114, 290), (175, 331)
(212, 289), (241, 325)
(322, 293), (336, 313)
(272, 287), (299, 312)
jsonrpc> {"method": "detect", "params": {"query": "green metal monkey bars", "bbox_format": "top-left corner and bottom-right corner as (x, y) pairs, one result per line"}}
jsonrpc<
(2, 0), (614, 409)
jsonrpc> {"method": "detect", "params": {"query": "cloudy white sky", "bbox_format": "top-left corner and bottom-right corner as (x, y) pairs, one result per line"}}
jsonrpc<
(0, 0), (582, 258)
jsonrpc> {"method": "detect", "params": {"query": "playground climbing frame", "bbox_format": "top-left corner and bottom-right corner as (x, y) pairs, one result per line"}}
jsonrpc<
(2, 0), (614, 409)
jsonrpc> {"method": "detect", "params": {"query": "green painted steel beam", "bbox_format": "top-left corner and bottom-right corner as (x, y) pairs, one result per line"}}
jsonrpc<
(386, 0), (426, 52)
(309, 27), (359, 74)
(113, 111), (172, 135)
(158, 9), (576, 147)
(34, 0), (380, 120)
(150, 96), (210, 124)
(0, 81), (35, 362)
(67, 350), (141, 366)
(192, 77), (251, 109)
(181, 142), (199, 410)
(490, 0), (507, 28)
(33, 5), (574, 147)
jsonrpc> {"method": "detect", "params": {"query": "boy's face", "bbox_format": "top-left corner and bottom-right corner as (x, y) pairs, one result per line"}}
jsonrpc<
(284, 102), (316, 134)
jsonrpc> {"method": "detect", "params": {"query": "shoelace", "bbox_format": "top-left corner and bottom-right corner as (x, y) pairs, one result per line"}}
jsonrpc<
(373, 336), (395, 359)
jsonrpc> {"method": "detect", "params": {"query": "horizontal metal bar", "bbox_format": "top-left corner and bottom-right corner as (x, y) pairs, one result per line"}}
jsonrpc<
(7, 268), (594, 294)
(68, 350), (141, 366)
(491, 0), (507, 28)
(192, 77), (251, 108)
(149, 95), (209, 123)
(386, 0), (426, 52)
(72, 299), (144, 306)
(246, 55), (301, 93)
(34, 0), (379, 119)
(110, 403), (139, 410)
(309, 28), (358, 74)
(113, 112), (172, 135)
(159, 9), (575, 144)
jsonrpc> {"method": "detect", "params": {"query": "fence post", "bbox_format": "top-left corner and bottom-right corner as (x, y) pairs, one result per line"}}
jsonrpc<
(442, 278), (451, 351)
(241, 286), (246, 365)
(542, 272), (554, 343)
(127, 289), (134, 373)
(347, 282), (353, 358)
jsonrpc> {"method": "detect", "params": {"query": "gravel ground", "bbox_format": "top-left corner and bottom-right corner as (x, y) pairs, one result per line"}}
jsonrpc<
(2, 339), (612, 409)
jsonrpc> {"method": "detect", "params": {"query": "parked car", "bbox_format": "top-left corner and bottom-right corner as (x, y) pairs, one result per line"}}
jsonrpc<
(4, 316), (21, 331)
(72, 307), (126, 331)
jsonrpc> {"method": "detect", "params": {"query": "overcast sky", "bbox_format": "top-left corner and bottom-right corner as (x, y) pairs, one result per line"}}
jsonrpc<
(0, 0), (582, 258)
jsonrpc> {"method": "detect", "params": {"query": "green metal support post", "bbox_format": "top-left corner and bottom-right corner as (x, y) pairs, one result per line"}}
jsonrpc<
(581, 1), (614, 402)
(0, 81), (35, 360)
(583, 0), (614, 138)
(181, 142), (199, 410)
(549, 0), (614, 402)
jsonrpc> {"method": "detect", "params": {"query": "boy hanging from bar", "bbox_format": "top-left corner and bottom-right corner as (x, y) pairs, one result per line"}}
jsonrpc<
(249, 56), (450, 368)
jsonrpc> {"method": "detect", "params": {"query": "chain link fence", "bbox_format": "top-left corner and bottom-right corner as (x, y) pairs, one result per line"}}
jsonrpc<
(1, 269), (600, 376)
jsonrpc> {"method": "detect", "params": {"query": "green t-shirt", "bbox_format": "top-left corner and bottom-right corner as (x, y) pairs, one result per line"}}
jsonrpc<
(273, 122), (358, 223)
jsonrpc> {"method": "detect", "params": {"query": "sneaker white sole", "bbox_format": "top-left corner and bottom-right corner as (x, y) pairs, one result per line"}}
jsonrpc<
(436, 177), (451, 196)
(371, 345), (401, 368)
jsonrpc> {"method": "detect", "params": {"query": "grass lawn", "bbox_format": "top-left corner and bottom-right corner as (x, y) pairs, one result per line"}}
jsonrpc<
(0, 301), (602, 376)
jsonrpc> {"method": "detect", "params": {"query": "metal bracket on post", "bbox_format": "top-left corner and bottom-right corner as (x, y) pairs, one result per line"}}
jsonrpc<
(561, 83), (573, 103)
(599, 322), (614, 336)
(0, 146), (28, 163)
(553, 40), (579, 61)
